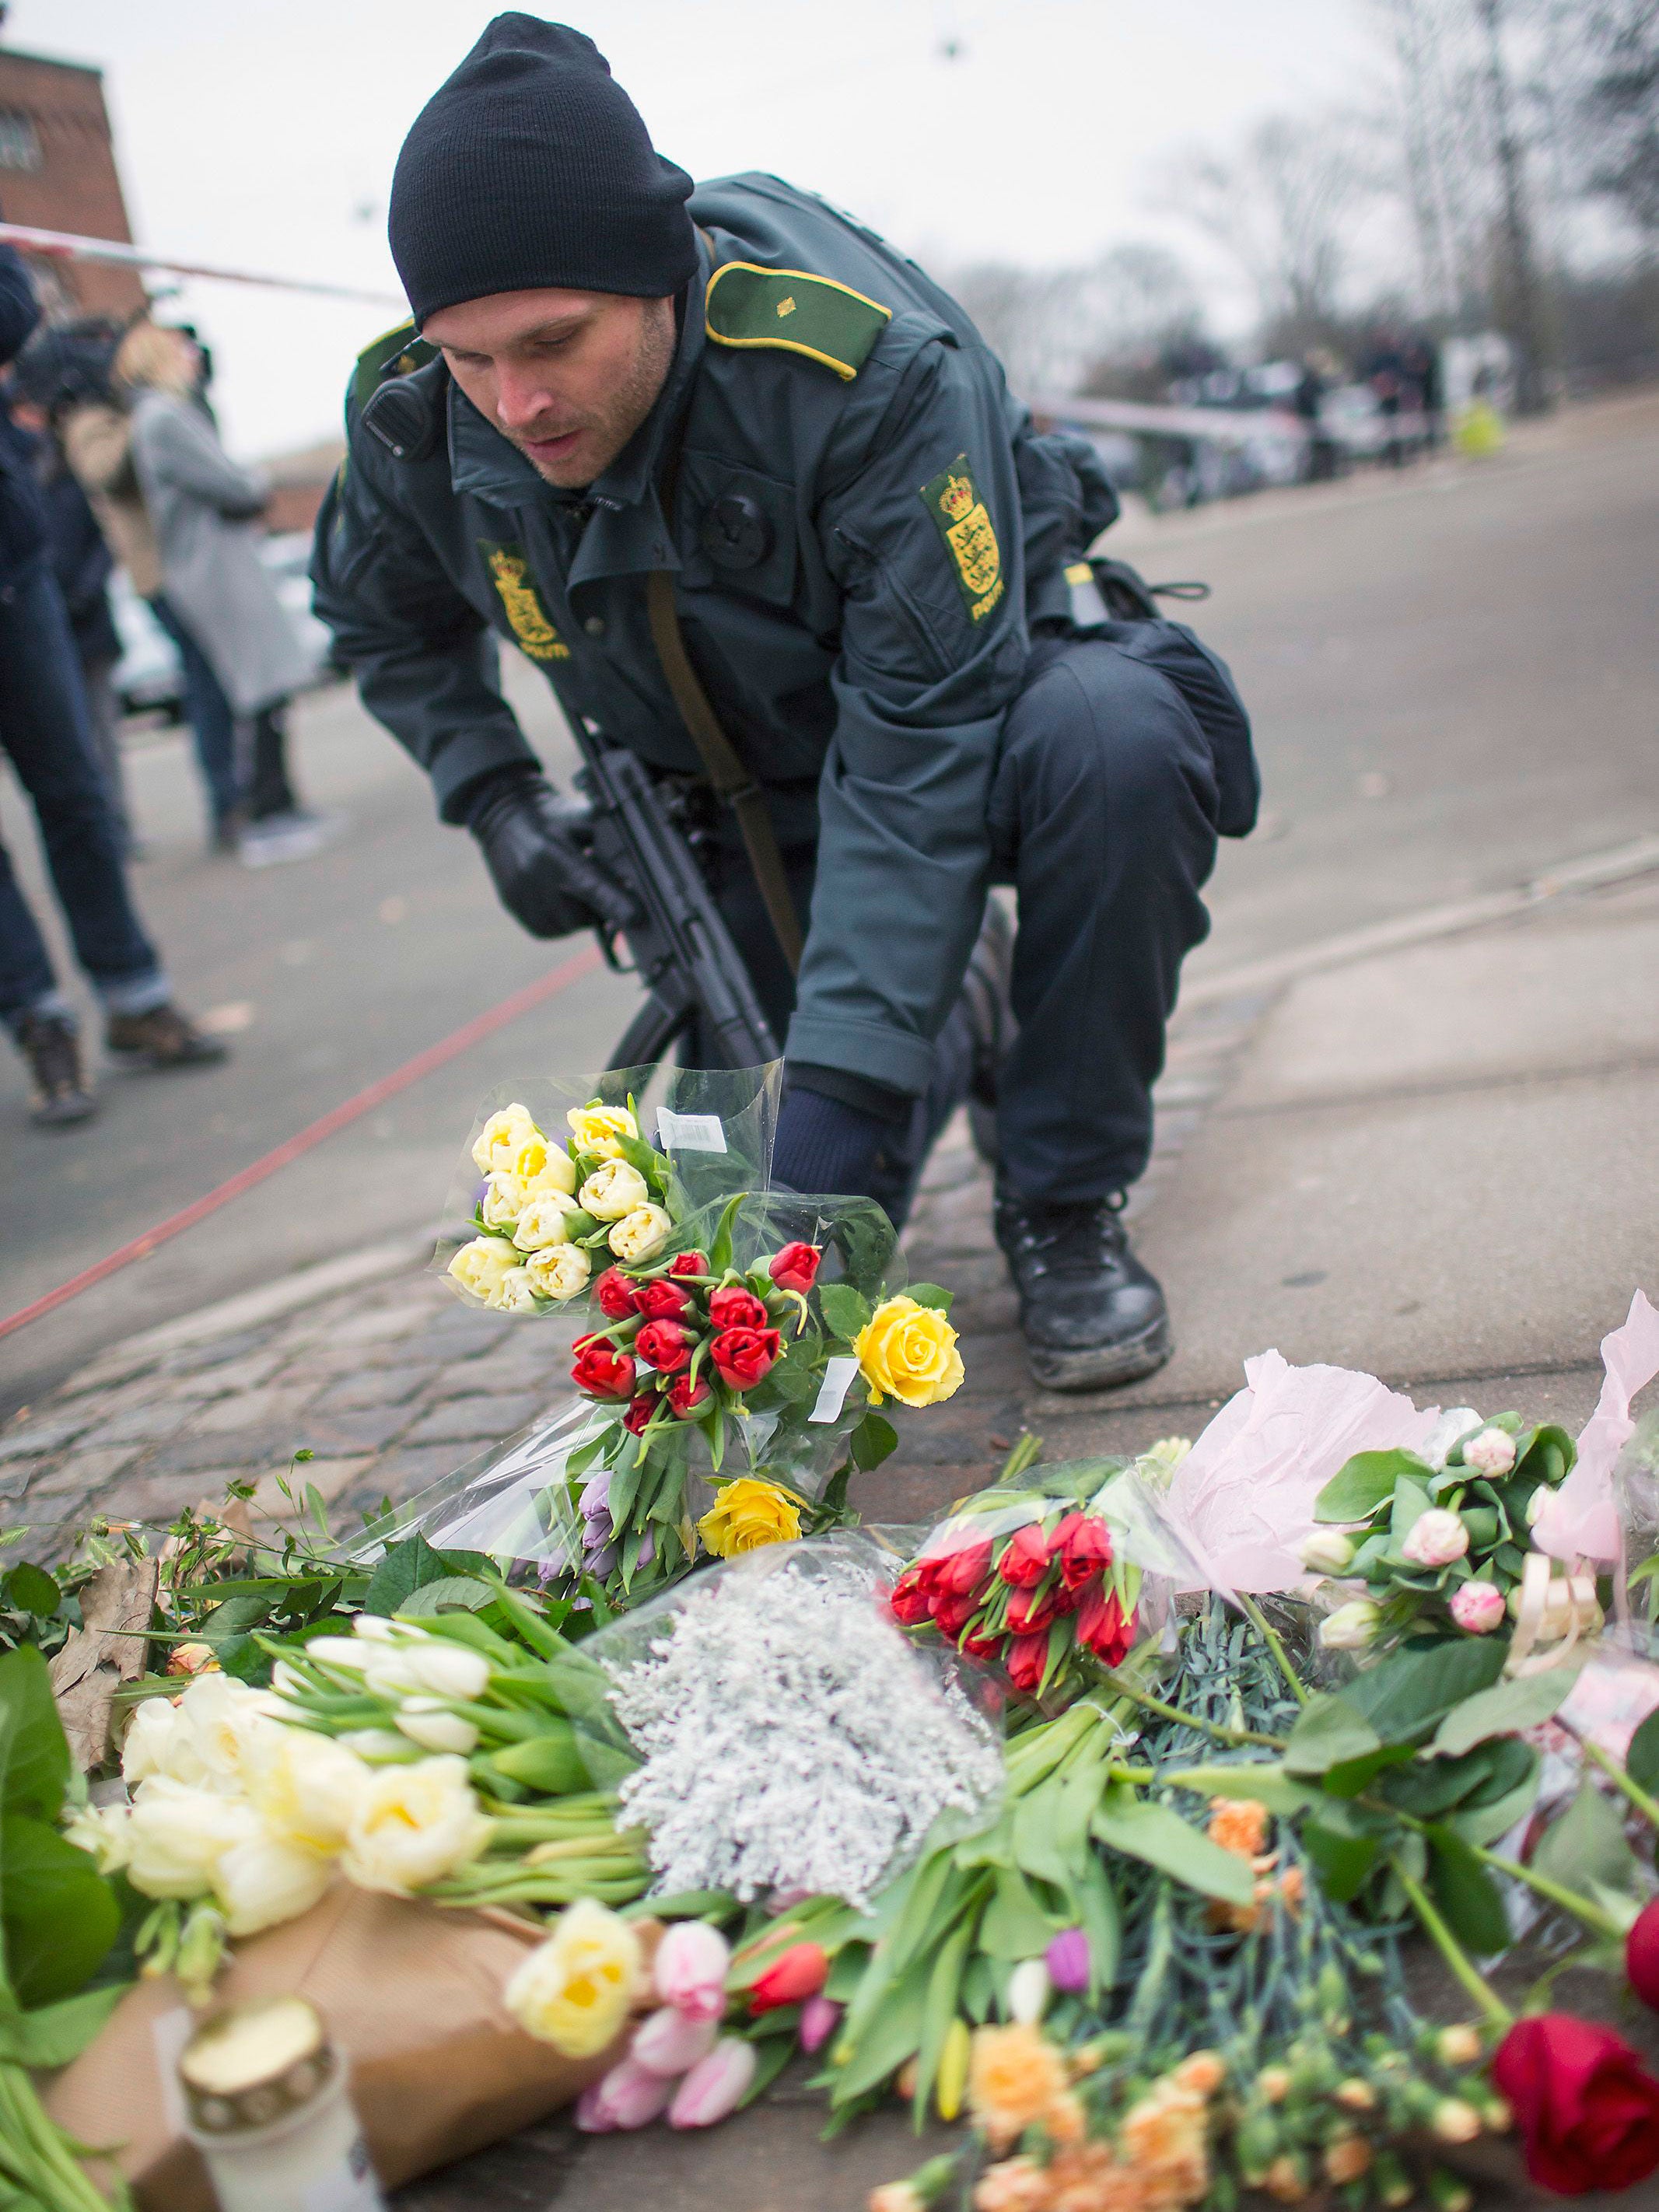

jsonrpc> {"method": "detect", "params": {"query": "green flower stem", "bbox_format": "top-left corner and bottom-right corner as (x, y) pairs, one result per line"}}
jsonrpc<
(1475, 1846), (1625, 1941)
(1580, 1737), (1659, 1831)
(1389, 1857), (1513, 2032)
(996, 1433), (1044, 1485)
(1101, 1670), (1288, 1751)
(0, 2061), (126, 2211)
(1237, 1593), (1309, 1707)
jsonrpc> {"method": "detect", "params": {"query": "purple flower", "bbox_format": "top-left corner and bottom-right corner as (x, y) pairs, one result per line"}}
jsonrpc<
(799, 1994), (842, 2053)
(1045, 1928), (1090, 1994)
(586, 1540), (618, 1578)
(639, 1530), (655, 1568)
(580, 1468), (613, 1519)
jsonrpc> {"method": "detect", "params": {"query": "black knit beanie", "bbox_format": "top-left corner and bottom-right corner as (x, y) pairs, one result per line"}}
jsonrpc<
(389, 15), (697, 324)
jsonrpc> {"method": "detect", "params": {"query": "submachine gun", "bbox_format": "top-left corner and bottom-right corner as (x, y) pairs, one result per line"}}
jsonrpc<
(563, 731), (779, 1075)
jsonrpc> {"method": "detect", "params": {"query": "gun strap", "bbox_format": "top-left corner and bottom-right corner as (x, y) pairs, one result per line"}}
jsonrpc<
(646, 474), (803, 975)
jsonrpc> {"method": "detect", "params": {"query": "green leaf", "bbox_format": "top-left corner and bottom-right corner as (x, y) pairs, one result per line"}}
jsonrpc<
(708, 1192), (746, 1278)
(817, 1283), (873, 1342)
(1301, 1818), (1381, 1902)
(905, 1283), (954, 1313)
(849, 1414), (898, 1472)
(1535, 1778), (1641, 1899)
(1433, 1667), (1578, 1758)
(0, 1647), (68, 1822)
(0, 1982), (125, 2067)
(1321, 1745), (1418, 1798)
(1626, 1706), (1659, 1797)
(1162, 1763), (1319, 1818)
(0, 1815), (120, 2007)
(395, 1575), (499, 1619)
(978, 1867), (1059, 1960)
(485, 1723), (586, 1795)
(2, 1564), (60, 1619)
(1426, 1825), (1511, 1956)
(1091, 1787), (1255, 1903)
(362, 1535), (494, 1618)
(1514, 1425), (1576, 1487)
(1340, 1636), (1507, 1747)
(1388, 1473), (1434, 1546)
(1314, 1450), (1431, 1524)
(1283, 1692), (1382, 1778)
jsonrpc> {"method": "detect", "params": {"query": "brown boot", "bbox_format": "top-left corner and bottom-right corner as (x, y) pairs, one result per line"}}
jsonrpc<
(18, 1012), (97, 1126)
(104, 1003), (229, 1069)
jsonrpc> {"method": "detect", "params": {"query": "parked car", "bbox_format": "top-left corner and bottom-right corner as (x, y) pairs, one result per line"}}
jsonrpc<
(111, 530), (341, 718)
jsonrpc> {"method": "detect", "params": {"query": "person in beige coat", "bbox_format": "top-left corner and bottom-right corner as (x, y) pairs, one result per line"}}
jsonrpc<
(114, 322), (324, 860)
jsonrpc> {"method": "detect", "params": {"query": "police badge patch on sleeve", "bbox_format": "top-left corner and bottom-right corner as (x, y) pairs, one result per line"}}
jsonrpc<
(477, 541), (571, 662)
(919, 456), (1005, 623)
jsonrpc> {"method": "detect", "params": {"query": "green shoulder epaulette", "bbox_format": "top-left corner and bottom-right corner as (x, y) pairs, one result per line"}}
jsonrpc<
(352, 317), (437, 411)
(704, 262), (891, 383)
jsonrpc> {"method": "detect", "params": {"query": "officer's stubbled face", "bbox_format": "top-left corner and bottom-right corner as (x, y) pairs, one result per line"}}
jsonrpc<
(425, 288), (677, 489)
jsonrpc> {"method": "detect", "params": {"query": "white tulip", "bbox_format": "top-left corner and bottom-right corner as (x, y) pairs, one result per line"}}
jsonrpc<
(579, 1160), (650, 1220)
(493, 1266), (541, 1314)
(121, 1696), (206, 1790)
(1007, 1958), (1051, 2025)
(395, 1699), (481, 1755)
(481, 1171), (528, 1230)
(352, 1614), (418, 1643)
(1298, 1529), (1357, 1577)
(338, 1728), (419, 1761)
(244, 1727), (370, 1856)
(521, 1149), (577, 1199)
(303, 1636), (368, 1673)
(341, 1756), (492, 1895)
(1318, 1598), (1383, 1650)
(471, 1104), (540, 1177)
(566, 1104), (638, 1160)
(526, 1242), (592, 1302)
(512, 1193), (582, 1252)
(446, 1235), (522, 1304)
(1462, 1427), (1517, 1476)
(609, 1206), (673, 1264)
(400, 1640), (491, 1701)
(62, 1801), (132, 1874)
(214, 1833), (334, 1937)
(175, 1674), (285, 1795)
(125, 1779), (259, 1901)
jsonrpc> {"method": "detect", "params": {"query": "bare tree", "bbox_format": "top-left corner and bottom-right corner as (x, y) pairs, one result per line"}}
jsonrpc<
(1157, 111), (1377, 338)
(947, 242), (1204, 400)
(1577, 0), (1659, 241)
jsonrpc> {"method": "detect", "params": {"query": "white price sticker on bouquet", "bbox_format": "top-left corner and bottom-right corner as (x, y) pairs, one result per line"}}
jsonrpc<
(810, 1356), (861, 1424)
(655, 1108), (727, 1154)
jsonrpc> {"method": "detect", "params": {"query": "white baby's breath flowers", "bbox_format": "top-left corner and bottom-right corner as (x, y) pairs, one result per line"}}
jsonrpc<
(609, 1206), (673, 1264)
(605, 1556), (1003, 1909)
(579, 1160), (649, 1220)
(527, 1243), (592, 1301)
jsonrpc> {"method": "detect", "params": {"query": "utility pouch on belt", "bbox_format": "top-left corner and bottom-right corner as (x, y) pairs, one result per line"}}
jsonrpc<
(1066, 555), (1260, 841)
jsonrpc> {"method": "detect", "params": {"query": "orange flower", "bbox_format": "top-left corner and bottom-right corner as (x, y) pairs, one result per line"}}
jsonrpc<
(1325, 2135), (1373, 2186)
(968, 2025), (1073, 2150)
(1171, 2051), (1226, 2098)
(1207, 1797), (1270, 1857)
(1048, 2144), (1149, 2212)
(974, 2158), (1053, 2212)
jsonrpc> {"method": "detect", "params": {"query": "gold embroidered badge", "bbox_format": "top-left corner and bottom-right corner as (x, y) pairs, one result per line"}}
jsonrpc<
(479, 543), (570, 662)
(920, 454), (1005, 621)
(775, 296), (797, 318)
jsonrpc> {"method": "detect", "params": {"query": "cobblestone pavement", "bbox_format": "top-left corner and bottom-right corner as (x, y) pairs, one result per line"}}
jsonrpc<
(1, 987), (1271, 1552)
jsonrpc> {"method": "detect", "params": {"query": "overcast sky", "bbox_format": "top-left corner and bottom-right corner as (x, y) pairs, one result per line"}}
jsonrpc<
(16, 0), (1382, 458)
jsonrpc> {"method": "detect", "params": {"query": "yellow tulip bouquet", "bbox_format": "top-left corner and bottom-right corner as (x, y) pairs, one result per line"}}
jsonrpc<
(433, 1070), (968, 1610)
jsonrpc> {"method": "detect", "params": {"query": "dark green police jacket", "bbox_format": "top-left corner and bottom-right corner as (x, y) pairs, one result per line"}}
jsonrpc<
(310, 172), (1118, 1097)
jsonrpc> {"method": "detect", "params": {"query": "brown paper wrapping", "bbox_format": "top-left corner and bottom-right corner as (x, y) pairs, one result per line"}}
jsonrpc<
(44, 1883), (654, 2208)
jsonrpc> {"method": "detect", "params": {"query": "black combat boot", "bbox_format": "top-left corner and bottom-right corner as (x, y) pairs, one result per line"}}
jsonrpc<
(994, 1187), (1171, 1392)
(105, 1004), (229, 1069)
(18, 1012), (96, 1127)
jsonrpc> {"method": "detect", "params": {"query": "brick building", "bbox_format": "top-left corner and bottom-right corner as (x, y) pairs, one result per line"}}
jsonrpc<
(0, 37), (145, 323)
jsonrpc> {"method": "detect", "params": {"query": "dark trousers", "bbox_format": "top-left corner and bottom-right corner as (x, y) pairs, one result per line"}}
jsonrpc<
(0, 560), (166, 1034)
(713, 633), (1220, 1209)
(149, 594), (240, 826)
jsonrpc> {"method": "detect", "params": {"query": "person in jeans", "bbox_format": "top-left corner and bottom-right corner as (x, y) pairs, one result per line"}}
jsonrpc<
(115, 320), (325, 863)
(0, 247), (226, 1125)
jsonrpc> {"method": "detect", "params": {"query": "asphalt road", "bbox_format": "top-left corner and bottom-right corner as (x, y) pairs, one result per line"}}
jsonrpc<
(3, 390), (1654, 1423)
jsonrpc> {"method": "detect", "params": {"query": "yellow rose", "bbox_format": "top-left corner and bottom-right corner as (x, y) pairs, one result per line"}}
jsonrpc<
(579, 1159), (649, 1220)
(609, 1205), (672, 1263)
(446, 1235), (520, 1304)
(853, 1296), (965, 1409)
(567, 1103), (639, 1160)
(480, 1172), (527, 1231)
(527, 1243), (593, 1301)
(503, 1897), (642, 2056)
(471, 1104), (540, 1176)
(512, 1192), (581, 1251)
(697, 1478), (803, 1559)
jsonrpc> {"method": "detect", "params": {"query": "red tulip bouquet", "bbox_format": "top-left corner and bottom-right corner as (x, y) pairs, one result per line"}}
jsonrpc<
(888, 1446), (1174, 1706)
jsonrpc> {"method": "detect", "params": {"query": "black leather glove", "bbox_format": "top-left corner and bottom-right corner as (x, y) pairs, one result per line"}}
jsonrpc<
(465, 768), (636, 940)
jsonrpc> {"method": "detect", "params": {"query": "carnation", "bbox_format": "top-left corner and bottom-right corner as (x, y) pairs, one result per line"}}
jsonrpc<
(605, 1556), (1002, 1908)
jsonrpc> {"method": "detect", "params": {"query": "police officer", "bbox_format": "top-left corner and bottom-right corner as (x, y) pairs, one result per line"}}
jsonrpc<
(311, 16), (1257, 1392)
